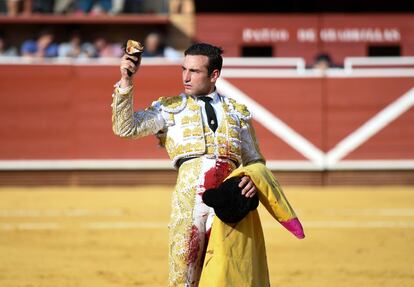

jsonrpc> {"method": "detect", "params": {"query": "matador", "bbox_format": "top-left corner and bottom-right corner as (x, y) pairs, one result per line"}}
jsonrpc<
(112, 43), (266, 286)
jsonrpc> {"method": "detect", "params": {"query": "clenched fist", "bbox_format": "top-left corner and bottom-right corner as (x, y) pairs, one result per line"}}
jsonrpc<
(119, 40), (144, 88)
(120, 53), (140, 78)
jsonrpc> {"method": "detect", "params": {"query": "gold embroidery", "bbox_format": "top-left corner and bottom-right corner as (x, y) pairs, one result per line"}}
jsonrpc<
(169, 159), (202, 286)
(192, 127), (203, 137)
(187, 98), (200, 111)
(112, 91), (164, 138)
(229, 127), (239, 138)
(217, 136), (227, 145)
(160, 96), (183, 110)
(228, 98), (252, 119)
(181, 116), (190, 125)
(189, 105), (199, 111)
(165, 136), (178, 160)
(219, 147), (226, 154)
(206, 145), (214, 154)
(230, 143), (241, 154)
(166, 142), (205, 161)
(227, 116), (237, 125)
(234, 102), (250, 117)
(204, 134), (214, 144)
(183, 127), (203, 138)
(217, 126), (226, 135)
(181, 114), (200, 125)
(161, 94), (249, 167)
(183, 128), (191, 138)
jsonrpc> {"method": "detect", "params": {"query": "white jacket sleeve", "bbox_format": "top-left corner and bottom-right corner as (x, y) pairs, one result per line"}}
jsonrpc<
(240, 118), (265, 165)
(111, 84), (166, 139)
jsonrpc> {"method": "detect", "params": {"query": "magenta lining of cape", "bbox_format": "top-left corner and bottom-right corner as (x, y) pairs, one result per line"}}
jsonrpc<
(280, 218), (305, 239)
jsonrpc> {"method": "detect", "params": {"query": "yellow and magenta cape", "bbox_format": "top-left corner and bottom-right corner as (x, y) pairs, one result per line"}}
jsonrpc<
(199, 162), (304, 287)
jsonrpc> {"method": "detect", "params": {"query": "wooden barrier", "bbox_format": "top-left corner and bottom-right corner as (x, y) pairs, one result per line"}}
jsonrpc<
(0, 61), (413, 184)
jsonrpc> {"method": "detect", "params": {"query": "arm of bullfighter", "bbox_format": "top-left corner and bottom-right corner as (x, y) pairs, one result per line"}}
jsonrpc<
(111, 53), (166, 138)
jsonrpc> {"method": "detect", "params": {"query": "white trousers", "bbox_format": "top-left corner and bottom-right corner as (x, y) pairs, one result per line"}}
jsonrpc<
(168, 157), (236, 287)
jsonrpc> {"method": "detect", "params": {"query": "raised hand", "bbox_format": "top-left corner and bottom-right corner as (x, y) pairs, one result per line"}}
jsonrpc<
(120, 53), (140, 88)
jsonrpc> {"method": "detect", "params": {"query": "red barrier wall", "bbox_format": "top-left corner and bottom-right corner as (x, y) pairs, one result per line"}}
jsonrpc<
(0, 64), (413, 167)
(0, 64), (181, 160)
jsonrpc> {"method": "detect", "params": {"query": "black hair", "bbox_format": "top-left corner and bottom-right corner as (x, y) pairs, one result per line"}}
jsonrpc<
(314, 53), (332, 64)
(38, 28), (54, 38)
(184, 43), (223, 76)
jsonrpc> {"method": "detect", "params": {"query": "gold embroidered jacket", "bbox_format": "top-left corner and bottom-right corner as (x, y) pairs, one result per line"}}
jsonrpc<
(111, 85), (264, 168)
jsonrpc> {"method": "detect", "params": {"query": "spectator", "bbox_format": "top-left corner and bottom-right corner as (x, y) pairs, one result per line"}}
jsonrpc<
(4, 0), (55, 15)
(0, 1), (7, 13)
(6, 0), (22, 15)
(32, 0), (54, 13)
(21, 30), (59, 58)
(122, 0), (144, 13)
(54, 0), (76, 14)
(93, 37), (123, 58)
(142, 32), (181, 60)
(111, 0), (125, 14)
(58, 32), (96, 58)
(0, 33), (18, 57)
(170, 0), (194, 14)
(312, 53), (334, 71)
(77, 0), (112, 14)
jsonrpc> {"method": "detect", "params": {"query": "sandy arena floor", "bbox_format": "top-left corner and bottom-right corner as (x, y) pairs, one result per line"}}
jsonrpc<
(0, 186), (413, 287)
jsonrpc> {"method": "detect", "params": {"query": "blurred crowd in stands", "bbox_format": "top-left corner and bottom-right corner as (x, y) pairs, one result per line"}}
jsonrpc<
(0, 29), (181, 59)
(1, 28), (334, 68)
(0, 0), (195, 15)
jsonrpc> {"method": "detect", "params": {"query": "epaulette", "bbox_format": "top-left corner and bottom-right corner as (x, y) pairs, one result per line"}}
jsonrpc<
(226, 97), (252, 120)
(158, 94), (187, 113)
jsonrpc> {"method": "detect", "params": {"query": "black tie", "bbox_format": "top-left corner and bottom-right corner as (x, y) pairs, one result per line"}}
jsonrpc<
(199, 96), (218, 132)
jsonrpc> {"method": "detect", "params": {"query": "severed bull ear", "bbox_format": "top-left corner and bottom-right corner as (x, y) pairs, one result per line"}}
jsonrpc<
(125, 40), (144, 55)
(124, 40), (144, 76)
